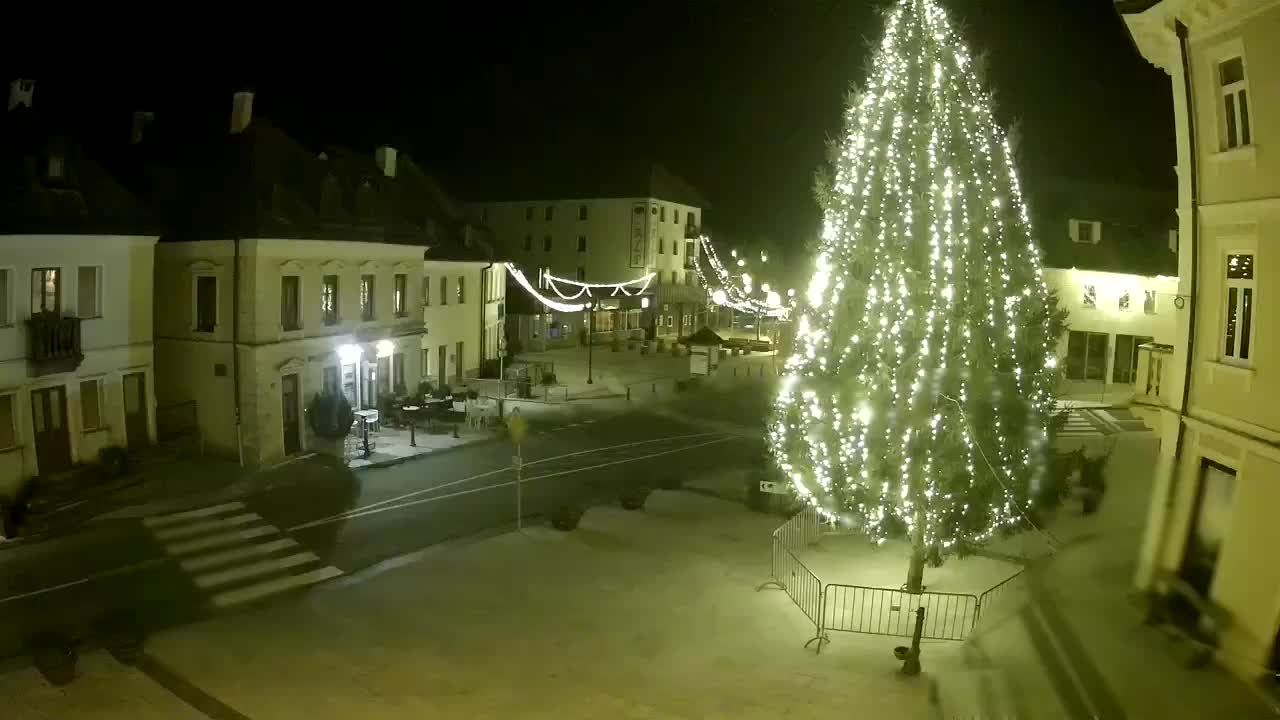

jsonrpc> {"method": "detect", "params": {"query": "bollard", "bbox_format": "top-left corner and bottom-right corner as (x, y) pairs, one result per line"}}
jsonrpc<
(627, 386), (632, 402)
(733, 367), (738, 377)
(409, 422), (416, 447)
(651, 382), (656, 394)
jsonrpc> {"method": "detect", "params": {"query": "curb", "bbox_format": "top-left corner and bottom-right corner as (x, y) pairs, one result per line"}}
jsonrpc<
(349, 433), (507, 472)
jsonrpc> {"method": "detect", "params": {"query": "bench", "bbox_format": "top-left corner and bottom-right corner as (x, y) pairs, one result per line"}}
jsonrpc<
(1144, 570), (1230, 668)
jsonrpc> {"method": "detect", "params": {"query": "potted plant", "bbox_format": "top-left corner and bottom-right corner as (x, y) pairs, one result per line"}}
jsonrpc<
(551, 504), (586, 531)
(620, 486), (652, 510)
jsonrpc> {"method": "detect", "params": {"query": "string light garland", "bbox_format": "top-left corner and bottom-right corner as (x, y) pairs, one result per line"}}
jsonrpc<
(544, 271), (654, 300)
(506, 264), (587, 312)
(769, 0), (1065, 578)
(694, 235), (789, 318)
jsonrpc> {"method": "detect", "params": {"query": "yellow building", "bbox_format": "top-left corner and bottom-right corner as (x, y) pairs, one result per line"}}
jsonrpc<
(1119, 0), (1280, 684)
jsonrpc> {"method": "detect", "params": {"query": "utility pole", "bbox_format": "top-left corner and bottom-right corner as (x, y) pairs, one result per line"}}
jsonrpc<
(508, 408), (527, 531)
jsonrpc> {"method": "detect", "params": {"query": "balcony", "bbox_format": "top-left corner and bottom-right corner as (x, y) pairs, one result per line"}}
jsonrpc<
(27, 312), (83, 376)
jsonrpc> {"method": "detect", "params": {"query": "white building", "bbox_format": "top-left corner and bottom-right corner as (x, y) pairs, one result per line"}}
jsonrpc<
(468, 163), (707, 349)
(147, 94), (494, 466)
(421, 251), (506, 391)
(1029, 179), (1179, 400)
(1120, 0), (1280, 685)
(1, 81), (159, 500)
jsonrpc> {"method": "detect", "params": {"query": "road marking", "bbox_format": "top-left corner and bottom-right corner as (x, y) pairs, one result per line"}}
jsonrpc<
(180, 537), (299, 572)
(143, 502), (246, 528)
(165, 525), (277, 555)
(211, 566), (344, 608)
(194, 551), (319, 589)
(153, 513), (262, 542)
(291, 431), (730, 530)
(291, 435), (741, 531)
(0, 558), (165, 606)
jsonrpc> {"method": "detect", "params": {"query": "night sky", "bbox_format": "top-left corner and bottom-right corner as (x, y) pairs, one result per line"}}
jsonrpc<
(16, 0), (1172, 263)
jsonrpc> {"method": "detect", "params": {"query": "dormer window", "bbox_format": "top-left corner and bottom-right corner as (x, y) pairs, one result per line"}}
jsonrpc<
(45, 155), (64, 181)
(1069, 219), (1101, 245)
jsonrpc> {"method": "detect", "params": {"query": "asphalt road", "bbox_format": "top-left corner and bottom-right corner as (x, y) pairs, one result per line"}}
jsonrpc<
(0, 405), (762, 663)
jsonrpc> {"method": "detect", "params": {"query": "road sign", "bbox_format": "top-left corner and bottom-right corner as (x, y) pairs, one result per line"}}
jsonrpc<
(760, 480), (788, 495)
(507, 408), (528, 444)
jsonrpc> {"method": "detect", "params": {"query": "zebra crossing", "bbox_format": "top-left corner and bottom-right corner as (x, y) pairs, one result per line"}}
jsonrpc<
(143, 501), (342, 609)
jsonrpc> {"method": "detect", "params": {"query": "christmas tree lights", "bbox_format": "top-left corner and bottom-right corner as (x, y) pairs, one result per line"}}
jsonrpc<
(770, 0), (1065, 591)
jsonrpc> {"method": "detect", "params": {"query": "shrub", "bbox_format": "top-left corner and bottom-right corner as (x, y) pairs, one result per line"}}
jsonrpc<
(307, 392), (355, 439)
(620, 487), (652, 510)
(97, 445), (128, 479)
(94, 612), (143, 666)
(551, 504), (585, 531)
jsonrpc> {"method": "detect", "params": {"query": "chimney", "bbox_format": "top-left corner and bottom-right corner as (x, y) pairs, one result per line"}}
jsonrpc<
(230, 90), (254, 134)
(130, 111), (154, 145)
(375, 146), (398, 178)
(7, 78), (34, 112)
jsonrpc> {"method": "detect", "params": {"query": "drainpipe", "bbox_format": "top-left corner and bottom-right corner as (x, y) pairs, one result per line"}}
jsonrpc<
(1150, 19), (1200, 576)
(233, 236), (244, 467)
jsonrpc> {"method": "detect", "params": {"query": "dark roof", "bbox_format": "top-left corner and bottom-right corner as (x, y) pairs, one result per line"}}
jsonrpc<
(463, 154), (709, 209)
(1113, 0), (1164, 13)
(0, 105), (159, 235)
(684, 326), (725, 346)
(1029, 178), (1176, 276)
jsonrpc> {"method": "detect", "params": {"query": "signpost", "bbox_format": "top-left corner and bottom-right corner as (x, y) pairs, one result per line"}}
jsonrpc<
(508, 408), (528, 530)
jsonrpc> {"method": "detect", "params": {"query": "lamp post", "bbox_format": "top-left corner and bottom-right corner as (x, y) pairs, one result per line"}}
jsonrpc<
(586, 298), (596, 384)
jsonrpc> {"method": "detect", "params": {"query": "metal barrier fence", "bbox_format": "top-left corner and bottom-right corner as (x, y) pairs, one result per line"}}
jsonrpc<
(759, 509), (1027, 652)
(822, 584), (978, 642)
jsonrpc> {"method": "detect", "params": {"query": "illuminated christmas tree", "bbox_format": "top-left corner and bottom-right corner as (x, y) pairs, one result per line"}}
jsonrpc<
(770, 0), (1066, 592)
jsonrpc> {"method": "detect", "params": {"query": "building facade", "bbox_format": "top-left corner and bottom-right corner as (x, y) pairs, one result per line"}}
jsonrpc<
(1121, 0), (1280, 685)
(0, 81), (159, 500)
(468, 164), (707, 350)
(145, 93), (491, 466)
(421, 256), (505, 390)
(1031, 179), (1179, 400)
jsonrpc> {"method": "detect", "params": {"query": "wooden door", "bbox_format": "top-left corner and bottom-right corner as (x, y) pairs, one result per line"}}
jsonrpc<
(31, 386), (71, 475)
(123, 372), (149, 449)
(281, 373), (301, 455)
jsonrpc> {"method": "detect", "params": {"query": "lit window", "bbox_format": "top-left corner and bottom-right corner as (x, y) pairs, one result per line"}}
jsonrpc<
(394, 273), (407, 316)
(31, 267), (60, 314)
(360, 274), (376, 321)
(1118, 291), (1130, 312)
(1082, 284), (1096, 309)
(322, 275), (339, 325)
(1144, 290), (1156, 315)
(457, 276), (465, 304)
(1223, 253), (1254, 365)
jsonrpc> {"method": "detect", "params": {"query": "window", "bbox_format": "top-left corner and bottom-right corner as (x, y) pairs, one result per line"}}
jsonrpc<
(281, 275), (301, 330)
(544, 206), (554, 221)
(1070, 219), (1101, 245)
(1118, 290), (1130, 312)
(658, 239), (665, 254)
(525, 206), (534, 221)
(457, 276), (465, 304)
(1223, 253), (1255, 365)
(423, 276), (431, 307)
(1219, 56), (1251, 149)
(394, 273), (407, 316)
(672, 240), (679, 255)
(322, 274), (339, 325)
(577, 235), (587, 252)
(195, 275), (217, 331)
(524, 234), (533, 251)
(688, 212), (697, 227)
(1065, 331), (1108, 381)
(1082, 284), (1096, 309)
(1144, 290), (1157, 315)
(78, 266), (101, 318)
(685, 272), (694, 286)
(80, 379), (103, 430)
(31, 267), (60, 314)
(674, 209), (680, 224)
(421, 348), (431, 379)
(578, 204), (588, 221)
(360, 274), (375, 321)
(0, 268), (10, 325)
(393, 352), (405, 392)
(543, 235), (552, 252)
(577, 267), (586, 282)
(323, 366), (340, 395)
(671, 271), (678, 285)
(440, 276), (449, 306)
(46, 155), (64, 181)
(1113, 334), (1153, 384)
(0, 393), (14, 449)
(660, 206), (666, 222)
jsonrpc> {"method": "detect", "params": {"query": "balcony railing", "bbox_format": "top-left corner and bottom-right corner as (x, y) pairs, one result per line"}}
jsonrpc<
(27, 312), (83, 376)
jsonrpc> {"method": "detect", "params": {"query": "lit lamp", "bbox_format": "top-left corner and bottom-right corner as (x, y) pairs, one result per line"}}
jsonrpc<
(376, 339), (395, 358)
(337, 344), (363, 365)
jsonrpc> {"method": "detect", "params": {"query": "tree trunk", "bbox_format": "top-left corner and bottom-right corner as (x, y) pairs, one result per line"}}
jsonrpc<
(904, 502), (927, 593)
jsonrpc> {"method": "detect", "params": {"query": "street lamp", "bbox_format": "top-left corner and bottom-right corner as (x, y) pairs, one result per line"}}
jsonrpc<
(587, 298), (596, 384)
